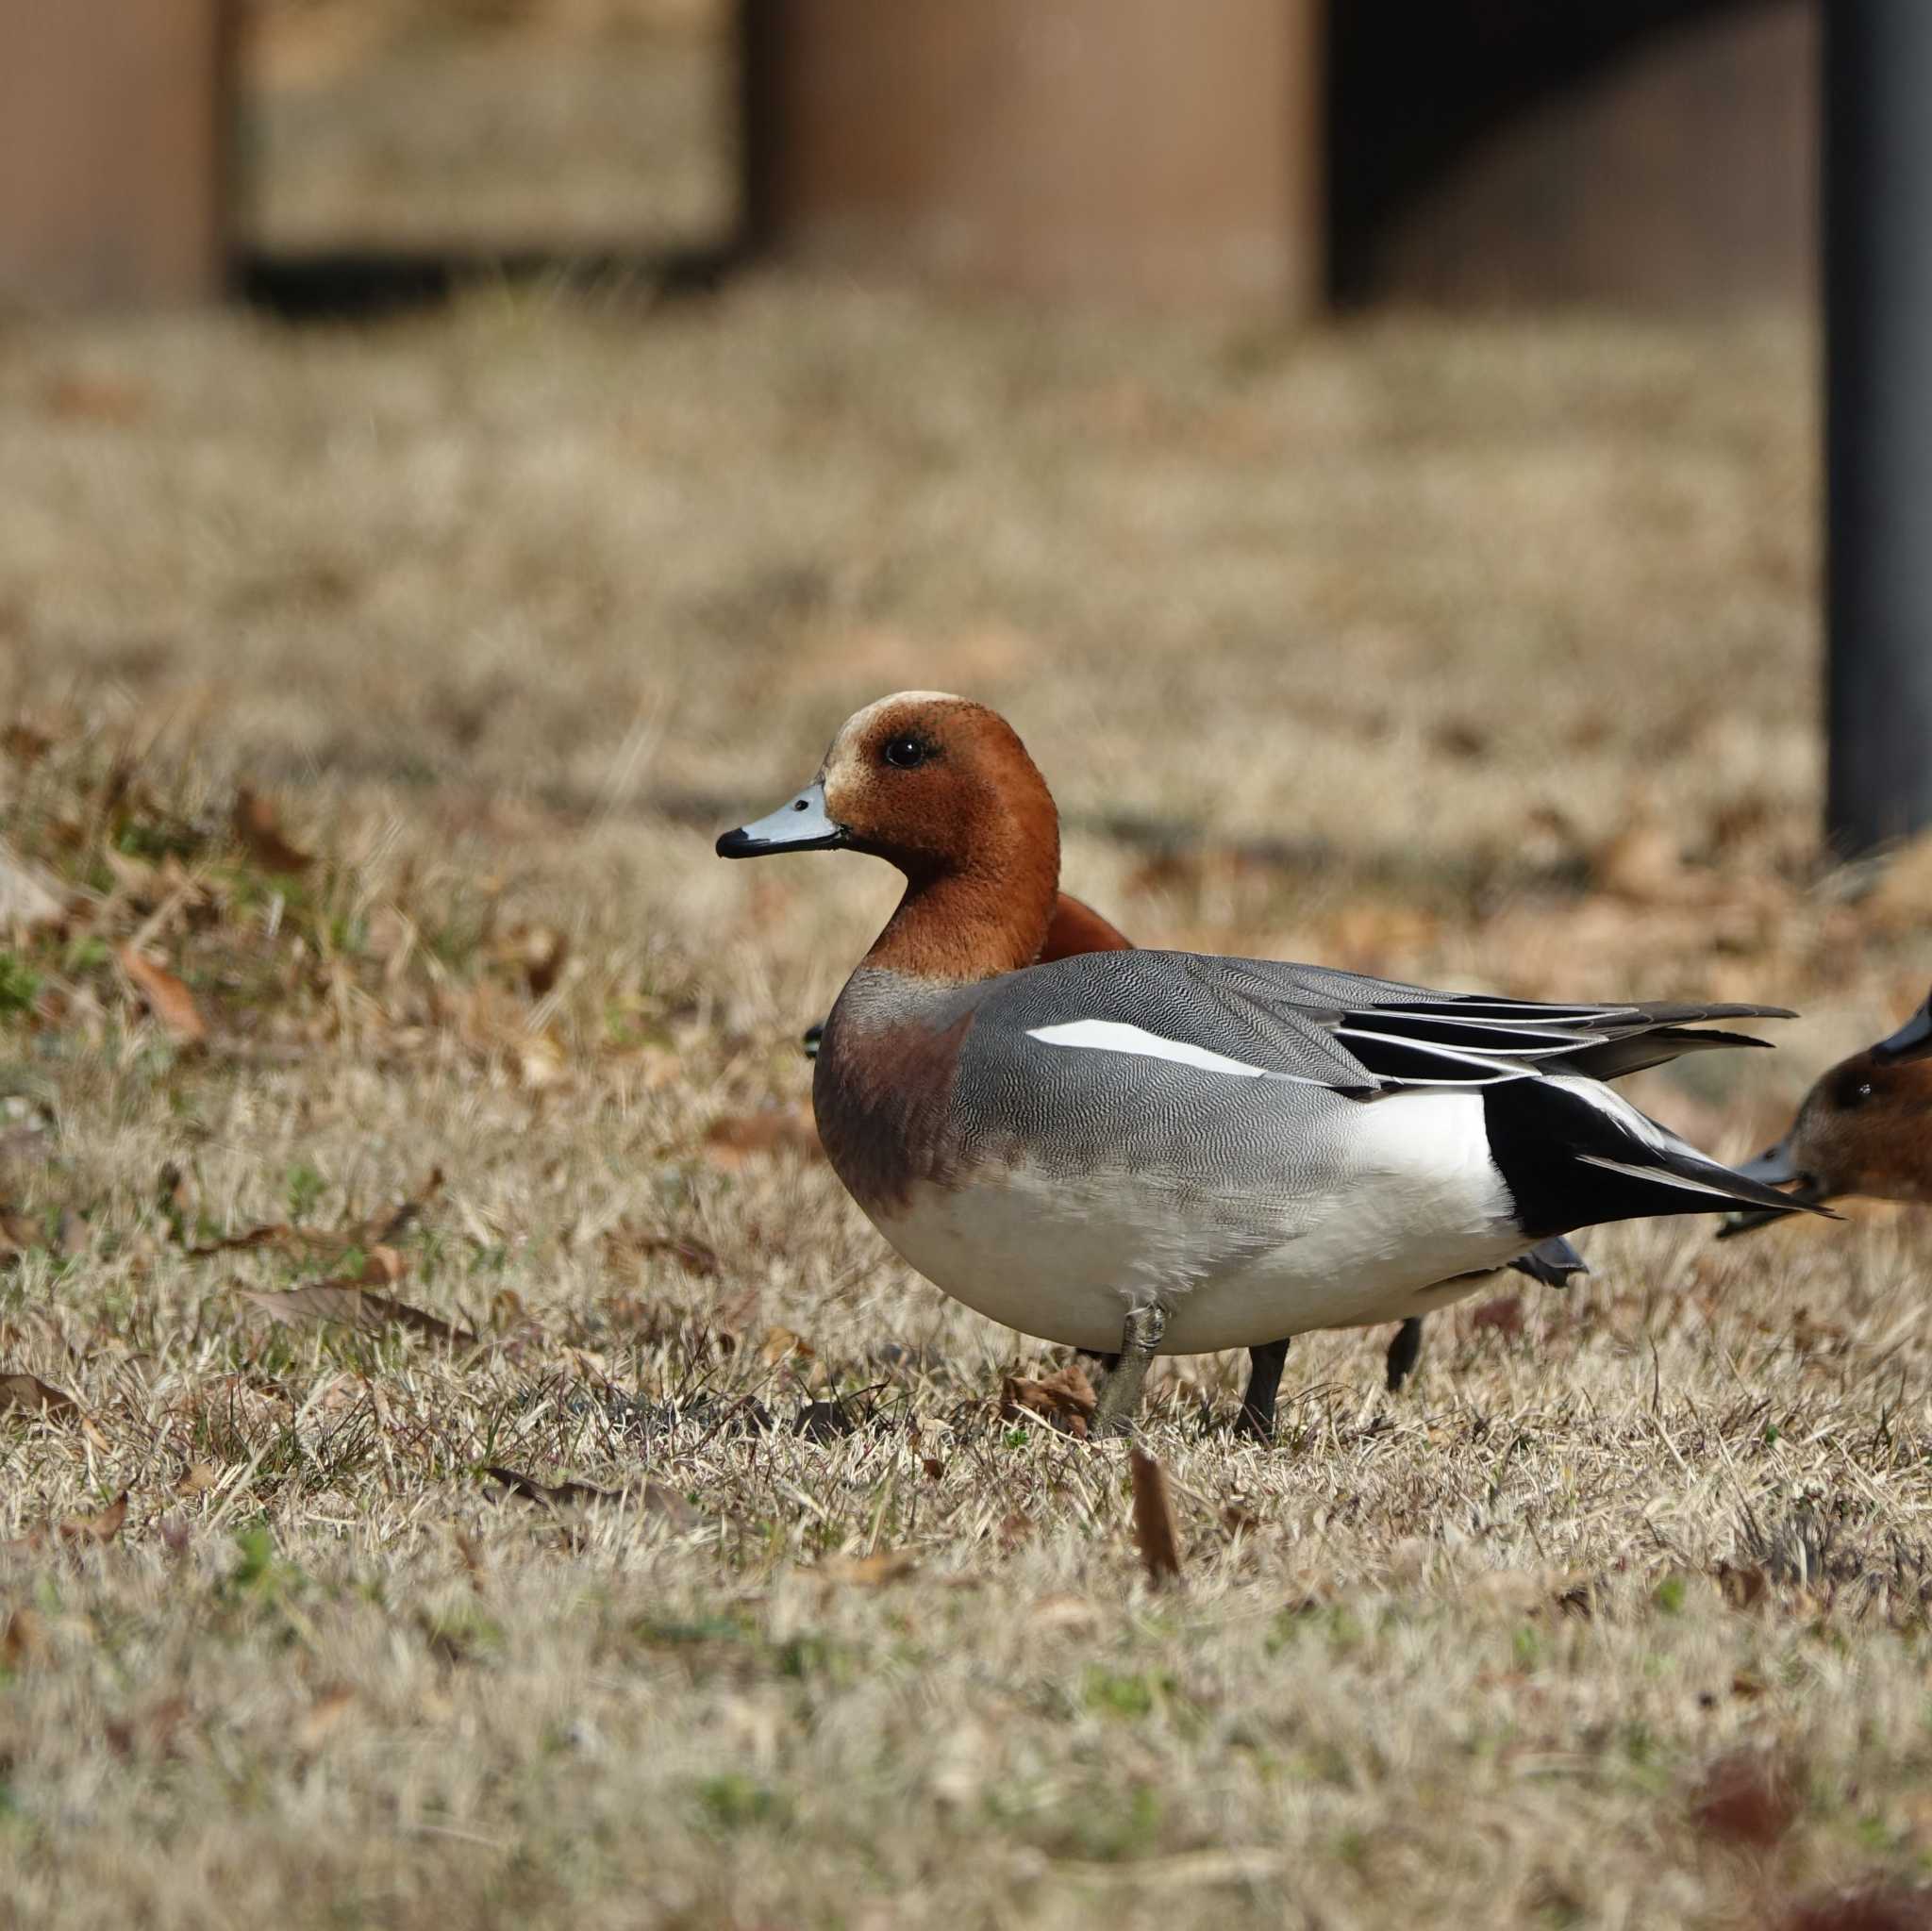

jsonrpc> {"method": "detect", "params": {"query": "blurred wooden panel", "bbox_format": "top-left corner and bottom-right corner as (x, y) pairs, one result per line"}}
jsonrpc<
(742, 0), (1323, 312)
(1332, 0), (1817, 306)
(0, 0), (233, 308)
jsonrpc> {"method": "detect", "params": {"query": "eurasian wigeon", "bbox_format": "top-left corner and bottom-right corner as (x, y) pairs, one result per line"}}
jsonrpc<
(803, 889), (1587, 1425)
(1720, 984), (1932, 1234)
(720, 693), (1828, 1438)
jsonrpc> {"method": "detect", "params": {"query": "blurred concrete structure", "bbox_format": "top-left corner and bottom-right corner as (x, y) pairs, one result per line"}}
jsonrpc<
(0, 0), (1821, 314)
(1329, 0), (1816, 306)
(742, 0), (1323, 311)
(744, 0), (1818, 310)
(0, 0), (234, 308)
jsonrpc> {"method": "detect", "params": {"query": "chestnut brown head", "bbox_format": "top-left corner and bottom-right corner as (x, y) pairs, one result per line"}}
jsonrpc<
(1729, 985), (1932, 1215)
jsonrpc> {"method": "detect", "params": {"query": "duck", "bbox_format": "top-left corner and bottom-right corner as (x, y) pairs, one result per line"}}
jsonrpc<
(1718, 983), (1932, 1235)
(719, 692), (1830, 1438)
(801, 890), (1588, 1424)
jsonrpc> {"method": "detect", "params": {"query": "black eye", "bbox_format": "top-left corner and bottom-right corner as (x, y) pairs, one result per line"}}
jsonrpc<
(882, 734), (931, 770)
(1833, 1069), (1877, 1109)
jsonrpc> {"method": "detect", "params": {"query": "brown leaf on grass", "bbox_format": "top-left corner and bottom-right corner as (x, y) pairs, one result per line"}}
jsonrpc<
(42, 372), (149, 424)
(601, 1222), (720, 1280)
(0, 1210), (38, 1268)
(818, 1550), (918, 1588)
(1779, 1881), (1932, 1931)
(239, 1281), (476, 1346)
(1717, 1562), (1772, 1610)
(758, 1325), (814, 1366)
(1690, 1750), (1797, 1851)
(184, 1169), (442, 1262)
(175, 1461), (220, 1497)
(185, 1223), (294, 1257)
(371, 1166), (444, 1246)
(0, 1372), (81, 1421)
(1129, 1446), (1183, 1586)
(105, 1695), (192, 1762)
(232, 786), (313, 874)
(1, 722), (55, 766)
(1471, 1295), (1525, 1339)
(702, 1103), (823, 1169)
(118, 945), (206, 1045)
(483, 1465), (696, 1526)
(2, 1606), (48, 1667)
(60, 1492), (128, 1545)
(484, 1465), (608, 1507)
(1002, 1362), (1097, 1440)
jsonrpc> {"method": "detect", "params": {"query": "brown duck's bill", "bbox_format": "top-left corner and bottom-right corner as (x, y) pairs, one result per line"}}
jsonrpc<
(717, 780), (847, 857)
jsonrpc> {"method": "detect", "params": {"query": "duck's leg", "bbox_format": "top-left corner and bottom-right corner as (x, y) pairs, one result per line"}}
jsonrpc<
(1384, 1318), (1424, 1392)
(1235, 1338), (1291, 1442)
(1089, 1305), (1166, 1439)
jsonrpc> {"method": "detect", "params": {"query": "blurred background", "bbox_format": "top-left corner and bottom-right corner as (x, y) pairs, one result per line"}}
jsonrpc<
(4, 0), (1930, 1103)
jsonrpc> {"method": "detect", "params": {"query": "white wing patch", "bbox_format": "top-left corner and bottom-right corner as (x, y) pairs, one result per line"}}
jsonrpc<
(1574, 1154), (1743, 1201)
(1024, 1019), (1289, 1080)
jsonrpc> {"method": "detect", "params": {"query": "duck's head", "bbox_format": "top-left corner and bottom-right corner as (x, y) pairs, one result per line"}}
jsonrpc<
(717, 692), (1058, 884)
(1731, 983), (1932, 1211)
(717, 693), (1061, 978)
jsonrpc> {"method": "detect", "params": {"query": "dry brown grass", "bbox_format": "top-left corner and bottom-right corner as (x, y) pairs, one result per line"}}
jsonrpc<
(6, 232), (1932, 1926)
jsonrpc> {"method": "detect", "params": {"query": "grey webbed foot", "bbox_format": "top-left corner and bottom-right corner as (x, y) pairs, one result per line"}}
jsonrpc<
(1089, 1306), (1166, 1439)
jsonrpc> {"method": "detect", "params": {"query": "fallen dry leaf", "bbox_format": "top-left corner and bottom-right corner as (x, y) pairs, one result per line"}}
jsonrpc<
(758, 1325), (815, 1366)
(601, 1223), (720, 1280)
(1, 721), (55, 766)
(818, 1550), (919, 1588)
(118, 945), (206, 1045)
(60, 1492), (128, 1545)
(186, 1172), (442, 1264)
(485, 1465), (608, 1507)
(104, 1695), (192, 1761)
(175, 1461), (220, 1497)
(2, 1606), (48, 1667)
(702, 1103), (822, 1169)
(483, 1465), (696, 1526)
(1002, 1362), (1097, 1440)
(42, 371), (148, 424)
(0, 1372), (81, 1421)
(1129, 1446), (1183, 1585)
(0, 1210), (39, 1267)
(232, 785), (313, 874)
(240, 1282), (476, 1346)
(1690, 1749), (1796, 1851)
(1471, 1295), (1525, 1339)
(185, 1223), (295, 1257)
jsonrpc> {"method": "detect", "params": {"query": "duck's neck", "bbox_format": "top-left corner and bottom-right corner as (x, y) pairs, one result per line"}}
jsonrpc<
(863, 834), (1059, 983)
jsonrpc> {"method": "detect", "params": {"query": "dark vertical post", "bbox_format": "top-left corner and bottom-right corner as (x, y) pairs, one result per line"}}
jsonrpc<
(1826, 1), (1932, 855)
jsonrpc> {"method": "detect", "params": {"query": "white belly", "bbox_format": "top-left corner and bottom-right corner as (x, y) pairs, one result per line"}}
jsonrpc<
(864, 1089), (1527, 1354)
